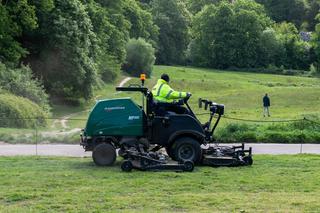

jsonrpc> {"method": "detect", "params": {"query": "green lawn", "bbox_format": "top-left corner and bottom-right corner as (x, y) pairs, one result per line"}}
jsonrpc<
(1, 155), (320, 212)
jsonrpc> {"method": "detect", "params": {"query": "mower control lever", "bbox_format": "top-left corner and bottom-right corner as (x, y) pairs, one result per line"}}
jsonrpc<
(198, 98), (224, 115)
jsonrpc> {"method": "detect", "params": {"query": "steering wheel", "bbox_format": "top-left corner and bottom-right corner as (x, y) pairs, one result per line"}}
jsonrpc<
(183, 93), (192, 103)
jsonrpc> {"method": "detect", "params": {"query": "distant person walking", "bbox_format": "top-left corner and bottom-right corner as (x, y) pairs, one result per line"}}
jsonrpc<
(263, 94), (271, 117)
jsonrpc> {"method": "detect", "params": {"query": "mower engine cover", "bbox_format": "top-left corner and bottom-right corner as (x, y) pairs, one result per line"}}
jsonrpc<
(84, 98), (144, 137)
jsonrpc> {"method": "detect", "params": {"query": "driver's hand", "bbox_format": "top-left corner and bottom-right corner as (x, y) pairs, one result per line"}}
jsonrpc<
(177, 99), (184, 105)
(186, 92), (192, 98)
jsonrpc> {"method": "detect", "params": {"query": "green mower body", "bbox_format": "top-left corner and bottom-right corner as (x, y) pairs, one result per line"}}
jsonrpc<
(84, 98), (143, 138)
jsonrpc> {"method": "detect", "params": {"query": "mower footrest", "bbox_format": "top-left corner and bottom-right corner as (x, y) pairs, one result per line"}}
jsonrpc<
(143, 163), (186, 171)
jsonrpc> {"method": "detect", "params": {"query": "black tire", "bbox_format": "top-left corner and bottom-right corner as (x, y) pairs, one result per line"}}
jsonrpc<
(121, 160), (133, 172)
(243, 156), (253, 166)
(183, 160), (194, 172)
(92, 143), (116, 166)
(171, 137), (201, 163)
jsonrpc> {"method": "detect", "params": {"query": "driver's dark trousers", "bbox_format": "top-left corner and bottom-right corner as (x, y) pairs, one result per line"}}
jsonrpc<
(154, 102), (192, 117)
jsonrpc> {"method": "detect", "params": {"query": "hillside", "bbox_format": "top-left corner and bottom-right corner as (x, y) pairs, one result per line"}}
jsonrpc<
(98, 66), (320, 122)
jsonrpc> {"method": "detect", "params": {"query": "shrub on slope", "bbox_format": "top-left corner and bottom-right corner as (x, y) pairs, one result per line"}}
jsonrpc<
(0, 93), (48, 128)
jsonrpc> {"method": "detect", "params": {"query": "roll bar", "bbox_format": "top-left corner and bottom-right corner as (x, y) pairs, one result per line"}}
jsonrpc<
(116, 85), (149, 95)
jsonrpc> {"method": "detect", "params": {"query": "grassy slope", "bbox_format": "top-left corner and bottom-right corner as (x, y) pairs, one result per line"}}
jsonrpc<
(151, 66), (320, 120)
(0, 155), (320, 212)
(89, 65), (320, 124)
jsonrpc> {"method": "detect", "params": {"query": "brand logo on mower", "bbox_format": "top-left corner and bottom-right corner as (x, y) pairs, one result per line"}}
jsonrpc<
(104, 106), (125, 112)
(128, 116), (140, 120)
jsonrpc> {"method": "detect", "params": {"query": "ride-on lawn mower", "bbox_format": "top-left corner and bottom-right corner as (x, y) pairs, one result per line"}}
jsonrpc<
(80, 75), (253, 171)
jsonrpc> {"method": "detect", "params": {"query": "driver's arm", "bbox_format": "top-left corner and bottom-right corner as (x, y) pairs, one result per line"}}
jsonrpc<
(164, 85), (188, 100)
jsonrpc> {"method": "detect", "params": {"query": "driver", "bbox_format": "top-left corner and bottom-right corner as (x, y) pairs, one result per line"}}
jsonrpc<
(152, 73), (191, 115)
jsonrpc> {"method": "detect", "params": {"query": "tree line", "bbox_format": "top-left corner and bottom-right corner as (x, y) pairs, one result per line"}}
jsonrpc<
(1, 0), (320, 109)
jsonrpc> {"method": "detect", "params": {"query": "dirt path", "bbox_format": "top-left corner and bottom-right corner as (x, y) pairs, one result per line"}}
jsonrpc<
(118, 77), (132, 87)
(51, 112), (81, 129)
(115, 77), (132, 94)
(51, 77), (132, 130)
(1, 143), (320, 157)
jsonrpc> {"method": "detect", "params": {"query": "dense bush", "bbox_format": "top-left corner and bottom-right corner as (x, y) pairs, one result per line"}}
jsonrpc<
(122, 38), (155, 77)
(0, 93), (48, 128)
(0, 63), (50, 113)
(216, 120), (320, 144)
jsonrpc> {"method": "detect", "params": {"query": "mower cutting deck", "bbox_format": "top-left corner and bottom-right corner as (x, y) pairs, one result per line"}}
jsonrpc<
(121, 147), (194, 172)
(202, 143), (253, 167)
(80, 75), (253, 171)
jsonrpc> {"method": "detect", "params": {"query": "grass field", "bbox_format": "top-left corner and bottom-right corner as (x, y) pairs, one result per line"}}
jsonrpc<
(1, 65), (320, 144)
(1, 155), (320, 212)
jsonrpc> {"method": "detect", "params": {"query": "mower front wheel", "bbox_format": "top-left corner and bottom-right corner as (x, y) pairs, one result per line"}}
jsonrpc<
(171, 137), (201, 163)
(121, 160), (133, 172)
(243, 156), (253, 166)
(183, 160), (194, 172)
(92, 143), (116, 166)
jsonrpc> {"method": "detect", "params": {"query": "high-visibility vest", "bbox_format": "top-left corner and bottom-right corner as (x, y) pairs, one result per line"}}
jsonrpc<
(151, 79), (187, 103)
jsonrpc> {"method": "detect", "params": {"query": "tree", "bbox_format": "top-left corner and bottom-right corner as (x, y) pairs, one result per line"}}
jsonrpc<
(24, 0), (98, 100)
(123, 0), (158, 43)
(0, 0), (37, 65)
(304, 0), (320, 30)
(311, 14), (320, 73)
(185, 0), (220, 14)
(258, 28), (285, 67)
(151, 0), (191, 65)
(274, 22), (311, 70)
(190, 0), (272, 68)
(256, 0), (308, 29)
(122, 38), (155, 77)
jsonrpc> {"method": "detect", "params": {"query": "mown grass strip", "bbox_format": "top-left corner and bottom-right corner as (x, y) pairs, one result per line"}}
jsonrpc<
(0, 155), (319, 212)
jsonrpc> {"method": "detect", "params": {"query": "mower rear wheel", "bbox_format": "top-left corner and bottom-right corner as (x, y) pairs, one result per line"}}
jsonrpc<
(92, 143), (116, 166)
(172, 137), (201, 163)
(243, 156), (253, 165)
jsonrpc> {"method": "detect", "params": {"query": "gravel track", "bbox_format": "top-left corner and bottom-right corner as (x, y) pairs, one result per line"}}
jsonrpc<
(0, 143), (319, 157)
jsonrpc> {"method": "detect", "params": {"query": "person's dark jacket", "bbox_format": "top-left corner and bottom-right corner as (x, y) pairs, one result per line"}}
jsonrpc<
(263, 96), (270, 107)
